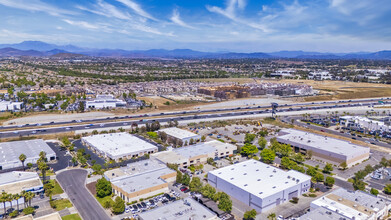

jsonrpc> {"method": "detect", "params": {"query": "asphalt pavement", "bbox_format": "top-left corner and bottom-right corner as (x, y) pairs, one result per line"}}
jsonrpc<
(56, 169), (110, 220)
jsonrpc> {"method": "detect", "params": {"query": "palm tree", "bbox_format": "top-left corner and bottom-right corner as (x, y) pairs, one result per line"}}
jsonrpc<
(24, 192), (35, 207)
(1, 192), (9, 215)
(38, 151), (47, 162)
(38, 161), (49, 184)
(19, 154), (26, 171)
(13, 194), (20, 213)
(6, 193), (13, 213)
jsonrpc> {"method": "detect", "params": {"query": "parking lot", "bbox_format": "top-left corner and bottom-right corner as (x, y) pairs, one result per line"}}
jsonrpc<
(115, 189), (183, 219)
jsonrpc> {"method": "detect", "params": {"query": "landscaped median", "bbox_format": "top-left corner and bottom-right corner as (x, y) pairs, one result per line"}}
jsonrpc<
(50, 198), (73, 211)
(61, 213), (82, 220)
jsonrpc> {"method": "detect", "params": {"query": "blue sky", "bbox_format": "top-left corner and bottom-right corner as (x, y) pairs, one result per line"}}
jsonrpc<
(0, 0), (390, 52)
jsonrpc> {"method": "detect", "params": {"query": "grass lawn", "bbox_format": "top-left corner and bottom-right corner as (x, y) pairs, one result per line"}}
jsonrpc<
(50, 199), (73, 211)
(95, 195), (114, 209)
(49, 179), (64, 195)
(61, 214), (82, 220)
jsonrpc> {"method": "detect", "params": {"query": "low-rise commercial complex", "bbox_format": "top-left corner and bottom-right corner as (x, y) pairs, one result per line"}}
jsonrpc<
(208, 160), (311, 213)
(0, 171), (44, 209)
(81, 133), (158, 161)
(104, 159), (176, 202)
(277, 129), (370, 167)
(86, 95), (126, 109)
(340, 116), (391, 133)
(0, 101), (23, 111)
(138, 198), (219, 220)
(159, 127), (201, 146)
(151, 140), (236, 168)
(307, 188), (390, 220)
(0, 139), (56, 170)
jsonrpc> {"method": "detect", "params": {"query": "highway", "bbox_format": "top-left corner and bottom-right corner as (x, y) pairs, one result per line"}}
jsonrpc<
(1, 97), (390, 131)
(1, 98), (390, 139)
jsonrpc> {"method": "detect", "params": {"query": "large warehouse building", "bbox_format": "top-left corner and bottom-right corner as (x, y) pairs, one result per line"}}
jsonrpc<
(306, 188), (391, 220)
(139, 198), (219, 220)
(82, 133), (158, 161)
(158, 127), (201, 146)
(277, 129), (370, 167)
(0, 171), (44, 209)
(104, 159), (176, 202)
(0, 139), (56, 170)
(151, 140), (236, 168)
(208, 160), (311, 213)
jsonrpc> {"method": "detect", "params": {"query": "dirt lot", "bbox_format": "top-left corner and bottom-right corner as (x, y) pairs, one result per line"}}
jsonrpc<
(86, 181), (97, 195)
(258, 79), (391, 101)
(191, 78), (256, 84)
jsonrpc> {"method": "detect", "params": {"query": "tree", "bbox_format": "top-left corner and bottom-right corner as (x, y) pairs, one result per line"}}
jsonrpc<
(189, 177), (203, 192)
(370, 188), (379, 196)
(38, 161), (49, 184)
(258, 137), (267, 150)
(241, 143), (259, 156)
(19, 154), (26, 171)
(381, 157), (389, 167)
(78, 101), (85, 113)
(325, 177), (335, 187)
(243, 209), (257, 220)
(384, 184), (391, 195)
(14, 193), (21, 213)
(340, 162), (348, 170)
(1, 192), (9, 215)
(306, 167), (317, 177)
(201, 184), (216, 199)
(323, 163), (334, 174)
(159, 131), (168, 142)
(189, 138), (195, 145)
(23, 207), (35, 215)
(96, 178), (112, 198)
(104, 200), (112, 209)
(112, 196), (125, 214)
(313, 173), (324, 183)
(182, 174), (191, 186)
(260, 149), (275, 164)
(201, 135), (206, 142)
(176, 171), (183, 184)
(244, 133), (256, 144)
(217, 192), (232, 212)
(353, 180), (365, 191)
(306, 150), (313, 159)
(92, 164), (102, 173)
(27, 163), (33, 169)
(267, 213), (276, 220)
(280, 157), (297, 170)
(292, 153), (304, 163)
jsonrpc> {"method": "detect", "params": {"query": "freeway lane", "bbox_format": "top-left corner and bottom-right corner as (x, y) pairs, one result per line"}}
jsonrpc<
(1, 97), (389, 131)
(56, 169), (110, 220)
(1, 103), (388, 139)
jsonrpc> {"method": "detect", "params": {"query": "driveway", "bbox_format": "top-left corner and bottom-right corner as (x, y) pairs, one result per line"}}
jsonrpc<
(56, 169), (110, 220)
(47, 142), (72, 172)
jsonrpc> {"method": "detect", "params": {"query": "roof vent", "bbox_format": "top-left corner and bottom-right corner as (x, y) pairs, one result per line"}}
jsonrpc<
(257, 179), (261, 181)
(243, 173), (247, 175)
(244, 184), (248, 187)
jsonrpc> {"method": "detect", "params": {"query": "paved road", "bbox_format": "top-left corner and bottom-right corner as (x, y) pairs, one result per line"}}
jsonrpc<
(56, 169), (110, 220)
(1, 100), (388, 139)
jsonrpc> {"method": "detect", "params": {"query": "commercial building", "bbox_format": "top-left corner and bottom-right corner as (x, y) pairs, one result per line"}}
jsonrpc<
(340, 116), (391, 133)
(277, 129), (370, 167)
(270, 70), (296, 78)
(0, 101), (23, 111)
(86, 95), (126, 109)
(0, 171), (44, 209)
(104, 159), (176, 202)
(307, 188), (390, 220)
(208, 160), (311, 213)
(158, 127), (201, 146)
(82, 133), (158, 161)
(151, 140), (236, 168)
(197, 85), (250, 99)
(139, 198), (219, 220)
(0, 139), (56, 170)
(308, 71), (333, 80)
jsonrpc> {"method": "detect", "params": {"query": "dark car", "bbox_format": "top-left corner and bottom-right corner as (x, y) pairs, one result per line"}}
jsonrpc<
(141, 202), (147, 208)
(137, 204), (142, 209)
(184, 189), (190, 193)
(149, 199), (155, 206)
(180, 186), (187, 192)
(132, 205), (138, 211)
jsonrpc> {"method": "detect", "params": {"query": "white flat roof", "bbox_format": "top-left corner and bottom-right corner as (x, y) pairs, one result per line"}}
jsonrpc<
(0, 139), (56, 165)
(82, 133), (157, 158)
(209, 160), (311, 199)
(139, 198), (217, 220)
(277, 129), (369, 157)
(159, 127), (200, 140)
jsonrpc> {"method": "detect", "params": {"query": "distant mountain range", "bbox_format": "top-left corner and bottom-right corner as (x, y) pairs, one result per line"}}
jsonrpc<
(0, 41), (390, 60)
